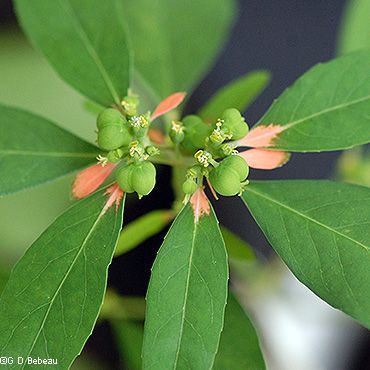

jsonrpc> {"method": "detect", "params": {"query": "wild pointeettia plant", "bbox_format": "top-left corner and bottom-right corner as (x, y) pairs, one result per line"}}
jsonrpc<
(0, 1), (369, 369)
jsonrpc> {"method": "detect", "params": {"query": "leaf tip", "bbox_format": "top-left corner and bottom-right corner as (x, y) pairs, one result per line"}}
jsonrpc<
(151, 92), (187, 121)
(102, 183), (124, 215)
(238, 124), (286, 148)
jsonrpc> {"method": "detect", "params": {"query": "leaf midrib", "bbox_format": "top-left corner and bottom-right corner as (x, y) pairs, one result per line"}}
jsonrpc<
(244, 187), (369, 252)
(172, 212), (197, 369)
(59, 0), (122, 105)
(19, 203), (110, 368)
(267, 94), (370, 129)
(0, 149), (96, 158)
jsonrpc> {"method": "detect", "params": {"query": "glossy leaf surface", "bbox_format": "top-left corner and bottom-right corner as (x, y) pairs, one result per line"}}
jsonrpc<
(214, 292), (265, 370)
(15, 0), (131, 106)
(256, 51), (370, 151)
(0, 105), (97, 196)
(0, 188), (125, 368)
(243, 181), (370, 328)
(199, 70), (271, 122)
(142, 203), (228, 369)
(120, 0), (235, 98)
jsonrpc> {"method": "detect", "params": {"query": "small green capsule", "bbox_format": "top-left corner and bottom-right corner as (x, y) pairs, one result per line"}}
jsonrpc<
(220, 155), (249, 181)
(130, 161), (156, 197)
(107, 149), (124, 163)
(116, 164), (135, 193)
(209, 167), (241, 196)
(221, 108), (249, 140)
(181, 115), (212, 153)
(182, 178), (198, 194)
(97, 108), (126, 129)
(97, 125), (132, 151)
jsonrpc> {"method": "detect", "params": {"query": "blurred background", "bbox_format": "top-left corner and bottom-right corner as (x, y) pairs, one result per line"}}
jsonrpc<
(0, 0), (369, 369)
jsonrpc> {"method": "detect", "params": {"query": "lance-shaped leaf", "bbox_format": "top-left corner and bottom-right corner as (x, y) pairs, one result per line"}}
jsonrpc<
(199, 70), (271, 122)
(0, 188), (125, 368)
(142, 202), (228, 369)
(0, 105), (97, 196)
(15, 0), (131, 106)
(214, 292), (265, 370)
(242, 181), (370, 328)
(119, 0), (235, 98)
(338, 0), (370, 55)
(252, 51), (370, 151)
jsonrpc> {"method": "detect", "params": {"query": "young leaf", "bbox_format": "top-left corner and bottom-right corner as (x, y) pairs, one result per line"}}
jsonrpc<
(337, 0), (370, 55)
(112, 320), (144, 370)
(0, 105), (97, 196)
(242, 180), (370, 328)
(119, 0), (236, 98)
(221, 226), (256, 262)
(0, 188), (125, 368)
(251, 51), (370, 151)
(142, 203), (228, 369)
(115, 210), (174, 257)
(213, 292), (265, 370)
(199, 70), (271, 122)
(15, 0), (131, 107)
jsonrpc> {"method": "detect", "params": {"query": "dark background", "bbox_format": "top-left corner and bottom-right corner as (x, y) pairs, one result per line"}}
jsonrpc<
(1, 1), (369, 369)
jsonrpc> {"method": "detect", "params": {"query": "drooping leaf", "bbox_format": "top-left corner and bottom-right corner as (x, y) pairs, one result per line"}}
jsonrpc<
(115, 210), (174, 257)
(337, 0), (370, 55)
(253, 51), (370, 151)
(213, 292), (265, 370)
(242, 180), (370, 328)
(142, 203), (228, 369)
(0, 188), (125, 368)
(112, 320), (144, 370)
(119, 0), (236, 98)
(0, 105), (97, 196)
(15, 0), (131, 106)
(220, 226), (256, 262)
(199, 70), (271, 122)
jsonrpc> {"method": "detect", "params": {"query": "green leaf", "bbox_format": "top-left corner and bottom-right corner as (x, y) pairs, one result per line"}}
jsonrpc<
(119, 0), (236, 98)
(15, 0), (131, 107)
(142, 203), (228, 369)
(0, 188), (125, 368)
(337, 0), (370, 55)
(199, 70), (271, 122)
(112, 320), (144, 370)
(0, 269), (9, 295)
(115, 210), (174, 257)
(213, 292), (265, 370)
(255, 51), (370, 151)
(221, 226), (256, 262)
(0, 105), (97, 196)
(242, 180), (370, 328)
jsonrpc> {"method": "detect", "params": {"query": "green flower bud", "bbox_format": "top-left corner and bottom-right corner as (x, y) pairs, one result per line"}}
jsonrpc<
(97, 125), (132, 151)
(221, 108), (249, 140)
(169, 121), (185, 144)
(121, 95), (139, 116)
(182, 178), (197, 194)
(97, 108), (126, 129)
(220, 155), (249, 181)
(181, 115), (212, 153)
(130, 161), (156, 197)
(116, 164), (135, 193)
(209, 167), (241, 196)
